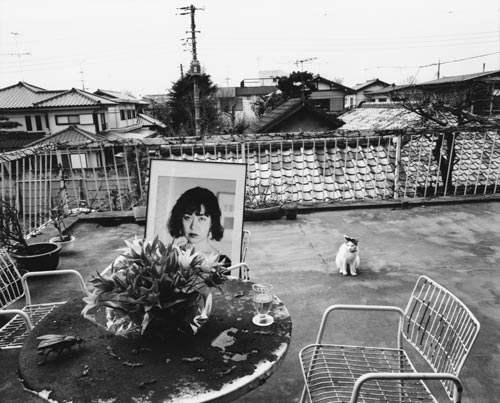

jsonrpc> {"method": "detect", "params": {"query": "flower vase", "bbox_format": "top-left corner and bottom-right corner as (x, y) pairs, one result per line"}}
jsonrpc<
(101, 292), (212, 339)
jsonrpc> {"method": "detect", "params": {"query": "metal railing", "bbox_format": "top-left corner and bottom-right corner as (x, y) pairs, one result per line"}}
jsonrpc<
(0, 129), (499, 236)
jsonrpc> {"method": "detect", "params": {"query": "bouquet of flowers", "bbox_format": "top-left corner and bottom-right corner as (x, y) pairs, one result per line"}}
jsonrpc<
(82, 237), (228, 337)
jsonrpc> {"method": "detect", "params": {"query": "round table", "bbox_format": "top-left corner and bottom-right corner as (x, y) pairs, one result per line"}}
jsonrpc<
(18, 279), (292, 403)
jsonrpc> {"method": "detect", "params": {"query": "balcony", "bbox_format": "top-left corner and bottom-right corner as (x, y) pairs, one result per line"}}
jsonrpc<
(1, 200), (499, 402)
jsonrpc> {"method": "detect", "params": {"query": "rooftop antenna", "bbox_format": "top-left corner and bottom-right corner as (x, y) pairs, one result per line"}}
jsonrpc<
(8, 32), (30, 81)
(293, 57), (317, 72)
(80, 68), (86, 91)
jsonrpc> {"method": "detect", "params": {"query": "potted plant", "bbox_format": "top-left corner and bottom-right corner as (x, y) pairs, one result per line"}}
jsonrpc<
(0, 199), (61, 272)
(243, 184), (284, 221)
(82, 237), (228, 338)
(130, 191), (147, 223)
(48, 193), (76, 253)
(283, 202), (298, 220)
(125, 145), (149, 223)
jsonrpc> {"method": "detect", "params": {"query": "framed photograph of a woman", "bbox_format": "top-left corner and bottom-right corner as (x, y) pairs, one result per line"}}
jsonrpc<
(145, 160), (247, 266)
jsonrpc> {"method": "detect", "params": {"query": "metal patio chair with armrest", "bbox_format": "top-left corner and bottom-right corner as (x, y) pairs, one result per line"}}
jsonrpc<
(226, 229), (251, 280)
(0, 251), (90, 349)
(299, 275), (480, 403)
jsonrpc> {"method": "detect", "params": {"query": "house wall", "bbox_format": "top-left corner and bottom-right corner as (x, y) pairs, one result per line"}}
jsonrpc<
(2, 104), (140, 136)
(346, 84), (390, 108)
(109, 104), (139, 129)
(310, 90), (345, 112)
(3, 108), (98, 134)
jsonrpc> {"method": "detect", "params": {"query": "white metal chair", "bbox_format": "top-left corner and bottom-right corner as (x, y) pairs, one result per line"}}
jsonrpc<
(299, 275), (480, 403)
(0, 251), (89, 349)
(226, 229), (251, 280)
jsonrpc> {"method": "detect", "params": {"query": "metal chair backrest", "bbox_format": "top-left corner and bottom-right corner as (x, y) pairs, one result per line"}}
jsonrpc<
(241, 229), (250, 262)
(402, 275), (480, 400)
(0, 251), (25, 309)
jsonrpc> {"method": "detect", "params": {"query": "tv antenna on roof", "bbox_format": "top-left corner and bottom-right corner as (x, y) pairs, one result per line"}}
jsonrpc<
(293, 57), (317, 72)
(1, 32), (31, 81)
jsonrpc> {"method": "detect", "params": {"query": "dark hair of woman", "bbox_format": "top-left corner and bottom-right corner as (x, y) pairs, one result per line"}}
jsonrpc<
(167, 187), (224, 241)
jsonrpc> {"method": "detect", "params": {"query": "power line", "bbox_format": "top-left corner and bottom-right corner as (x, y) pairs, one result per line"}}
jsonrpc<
(418, 51), (500, 68)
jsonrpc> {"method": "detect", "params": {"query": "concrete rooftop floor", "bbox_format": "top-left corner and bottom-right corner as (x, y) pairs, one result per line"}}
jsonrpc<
(1, 201), (500, 403)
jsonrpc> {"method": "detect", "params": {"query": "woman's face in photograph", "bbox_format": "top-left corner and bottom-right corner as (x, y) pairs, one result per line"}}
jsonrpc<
(182, 204), (212, 244)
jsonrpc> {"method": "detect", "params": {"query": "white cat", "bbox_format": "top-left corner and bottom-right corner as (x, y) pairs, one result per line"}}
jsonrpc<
(335, 235), (360, 276)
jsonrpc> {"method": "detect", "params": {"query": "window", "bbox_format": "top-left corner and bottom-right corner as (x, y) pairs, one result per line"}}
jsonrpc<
(100, 113), (107, 131)
(56, 115), (80, 125)
(45, 115), (49, 128)
(120, 110), (126, 120)
(25, 116), (33, 131)
(312, 99), (330, 112)
(70, 154), (88, 169)
(127, 110), (132, 119)
(35, 115), (43, 131)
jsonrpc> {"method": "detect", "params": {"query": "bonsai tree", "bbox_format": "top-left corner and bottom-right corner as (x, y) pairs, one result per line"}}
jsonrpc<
(50, 193), (72, 242)
(0, 198), (29, 253)
(125, 145), (149, 208)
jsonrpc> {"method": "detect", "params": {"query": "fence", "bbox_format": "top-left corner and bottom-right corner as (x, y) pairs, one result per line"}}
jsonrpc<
(0, 128), (499, 236)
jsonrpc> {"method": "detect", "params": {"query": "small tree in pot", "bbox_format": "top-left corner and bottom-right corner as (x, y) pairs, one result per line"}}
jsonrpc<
(0, 198), (61, 271)
(49, 193), (75, 252)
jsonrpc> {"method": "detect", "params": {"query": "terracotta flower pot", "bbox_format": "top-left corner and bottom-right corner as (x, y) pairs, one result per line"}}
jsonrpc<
(11, 242), (62, 272)
(133, 206), (147, 223)
(49, 235), (76, 254)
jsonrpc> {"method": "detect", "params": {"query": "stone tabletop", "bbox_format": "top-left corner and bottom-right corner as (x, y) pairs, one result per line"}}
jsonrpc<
(18, 279), (292, 403)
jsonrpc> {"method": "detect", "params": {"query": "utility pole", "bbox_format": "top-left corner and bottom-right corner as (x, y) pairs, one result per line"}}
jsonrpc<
(179, 4), (203, 137)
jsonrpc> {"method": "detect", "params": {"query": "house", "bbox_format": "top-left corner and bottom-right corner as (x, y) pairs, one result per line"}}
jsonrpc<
(0, 82), (159, 146)
(25, 125), (111, 169)
(217, 73), (353, 128)
(365, 70), (500, 116)
(244, 98), (344, 134)
(308, 76), (354, 113)
(344, 78), (391, 109)
(217, 84), (277, 126)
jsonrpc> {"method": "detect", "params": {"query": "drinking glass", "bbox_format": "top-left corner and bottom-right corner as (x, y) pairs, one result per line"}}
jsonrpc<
(252, 283), (274, 326)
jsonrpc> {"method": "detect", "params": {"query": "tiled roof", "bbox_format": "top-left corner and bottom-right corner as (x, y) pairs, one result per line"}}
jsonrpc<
(351, 79), (390, 92)
(313, 76), (354, 93)
(137, 113), (166, 128)
(94, 89), (147, 104)
(34, 88), (116, 107)
(246, 98), (302, 133)
(0, 82), (65, 109)
(245, 98), (343, 134)
(27, 126), (108, 146)
(418, 70), (500, 86)
(103, 127), (157, 140)
(339, 102), (456, 130)
(400, 130), (500, 197)
(245, 144), (396, 202)
(0, 131), (44, 151)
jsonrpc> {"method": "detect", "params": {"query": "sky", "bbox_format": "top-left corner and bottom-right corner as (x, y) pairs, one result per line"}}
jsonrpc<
(1, 0), (499, 97)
